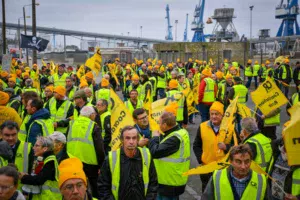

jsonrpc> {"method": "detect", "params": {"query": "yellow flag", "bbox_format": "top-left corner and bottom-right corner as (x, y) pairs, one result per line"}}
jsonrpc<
(192, 82), (199, 104)
(219, 95), (239, 145)
(50, 61), (57, 75)
(143, 90), (152, 112)
(32, 66), (40, 91)
(237, 103), (252, 118)
(183, 152), (230, 176)
(85, 47), (102, 75)
(76, 64), (85, 79)
(108, 64), (120, 85)
(274, 56), (285, 65)
(283, 103), (300, 166)
(151, 98), (167, 125)
(147, 91), (162, 133)
(152, 58), (157, 66)
(110, 88), (134, 150)
(251, 77), (288, 116)
(41, 59), (47, 67)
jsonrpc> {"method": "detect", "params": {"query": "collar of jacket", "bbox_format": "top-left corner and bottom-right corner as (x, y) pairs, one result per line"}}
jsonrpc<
(163, 125), (180, 137)
(243, 130), (261, 142)
(120, 147), (142, 162)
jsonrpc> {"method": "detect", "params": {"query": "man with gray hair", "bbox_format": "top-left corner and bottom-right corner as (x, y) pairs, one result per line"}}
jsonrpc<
(84, 87), (95, 105)
(240, 117), (274, 173)
(66, 106), (105, 198)
(22, 78), (39, 95)
(49, 131), (68, 163)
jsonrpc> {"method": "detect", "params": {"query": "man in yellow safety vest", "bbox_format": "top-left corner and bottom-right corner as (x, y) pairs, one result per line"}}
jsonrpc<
(67, 106), (105, 198)
(149, 109), (190, 199)
(240, 117), (274, 173)
(98, 125), (158, 199)
(202, 144), (267, 200)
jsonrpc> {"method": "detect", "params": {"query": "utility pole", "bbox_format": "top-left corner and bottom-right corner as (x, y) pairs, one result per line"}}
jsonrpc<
(140, 26), (143, 38)
(2, 0), (6, 54)
(175, 20), (178, 41)
(23, 6), (28, 64)
(249, 5), (254, 58)
(32, 0), (37, 64)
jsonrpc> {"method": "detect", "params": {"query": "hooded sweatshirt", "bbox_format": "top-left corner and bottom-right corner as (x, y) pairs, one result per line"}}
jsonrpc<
(25, 108), (52, 145)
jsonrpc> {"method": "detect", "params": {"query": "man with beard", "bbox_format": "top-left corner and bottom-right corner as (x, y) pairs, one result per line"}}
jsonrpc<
(65, 77), (78, 101)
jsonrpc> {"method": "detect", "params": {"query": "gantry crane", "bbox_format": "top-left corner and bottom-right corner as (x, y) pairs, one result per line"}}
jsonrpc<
(183, 14), (189, 42)
(165, 4), (173, 40)
(276, 0), (300, 36)
(191, 0), (206, 42)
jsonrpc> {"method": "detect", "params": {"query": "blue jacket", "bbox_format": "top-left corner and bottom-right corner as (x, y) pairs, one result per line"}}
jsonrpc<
(26, 108), (51, 145)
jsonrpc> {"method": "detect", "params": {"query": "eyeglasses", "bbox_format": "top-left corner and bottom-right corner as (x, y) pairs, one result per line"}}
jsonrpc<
(137, 115), (148, 121)
(34, 144), (42, 147)
(0, 185), (14, 192)
(63, 182), (85, 192)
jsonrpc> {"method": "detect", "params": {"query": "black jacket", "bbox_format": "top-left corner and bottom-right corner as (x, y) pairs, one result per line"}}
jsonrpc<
(294, 66), (300, 85)
(99, 112), (112, 155)
(149, 125), (186, 196)
(21, 151), (56, 185)
(98, 147), (158, 200)
(83, 124), (105, 178)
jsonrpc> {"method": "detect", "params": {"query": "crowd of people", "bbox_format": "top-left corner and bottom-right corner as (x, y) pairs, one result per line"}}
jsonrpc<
(0, 56), (299, 200)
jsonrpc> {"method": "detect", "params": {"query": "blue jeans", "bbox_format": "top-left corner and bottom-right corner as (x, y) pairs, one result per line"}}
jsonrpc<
(253, 76), (258, 89)
(245, 76), (252, 88)
(157, 194), (179, 200)
(198, 103), (211, 122)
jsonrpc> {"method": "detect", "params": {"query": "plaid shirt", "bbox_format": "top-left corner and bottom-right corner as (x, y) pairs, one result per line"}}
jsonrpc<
(230, 169), (251, 198)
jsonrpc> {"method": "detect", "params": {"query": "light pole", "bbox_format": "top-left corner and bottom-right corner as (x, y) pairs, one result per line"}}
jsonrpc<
(23, 2), (39, 64)
(140, 26), (143, 38)
(175, 20), (178, 42)
(2, 0), (6, 54)
(32, 0), (37, 64)
(18, 16), (30, 49)
(249, 5), (254, 58)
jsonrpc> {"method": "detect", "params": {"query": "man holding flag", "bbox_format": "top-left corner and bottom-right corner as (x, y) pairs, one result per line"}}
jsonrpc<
(149, 105), (190, 200)
(193, 101), (232, 192)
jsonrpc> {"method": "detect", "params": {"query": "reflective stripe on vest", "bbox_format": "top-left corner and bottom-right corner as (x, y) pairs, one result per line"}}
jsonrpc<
(157, 74), (167, 88)
(19, 115), (31, 142)
(292, 93), (299, 105)
(0, 157), (8, 167)
(233, 85), (248, 104)
(244, 134), (273, 172)
(49, 99), (72, 121)
(15, 141), (31, 173)
(292, 168), (300, 196)
(125, 100), (143, 115)
(28, 119), (54, 137)
(100, 111), (111, 139)
(109, 147), (150, 199)
(67, 117), (97, 165)
(202, 78), (215, 102)
(214, 169), (265, 200)
(52, 73), (69, 87)
(68, 119), (94, 145)
(35, 155), (61, 199)
(154, 129), (190, 186)
(166, 90), (184, 121)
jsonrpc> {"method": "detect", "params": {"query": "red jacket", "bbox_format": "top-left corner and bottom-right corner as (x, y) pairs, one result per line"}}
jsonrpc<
(198, 78), (218, 105)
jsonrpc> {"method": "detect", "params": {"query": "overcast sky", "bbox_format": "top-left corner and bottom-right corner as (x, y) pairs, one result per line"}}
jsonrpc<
(4, 0), (289, 46)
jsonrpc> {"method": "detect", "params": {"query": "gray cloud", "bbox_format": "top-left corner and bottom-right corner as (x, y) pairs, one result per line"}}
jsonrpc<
(4, 0), (293, 43)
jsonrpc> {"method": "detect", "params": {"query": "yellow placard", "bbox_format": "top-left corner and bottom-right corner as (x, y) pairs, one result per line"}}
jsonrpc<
(110, 88), (134, 150)
(283, 103), (300, 166)
(85, 47), (102, 75)
(251, 77), (288, 116)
